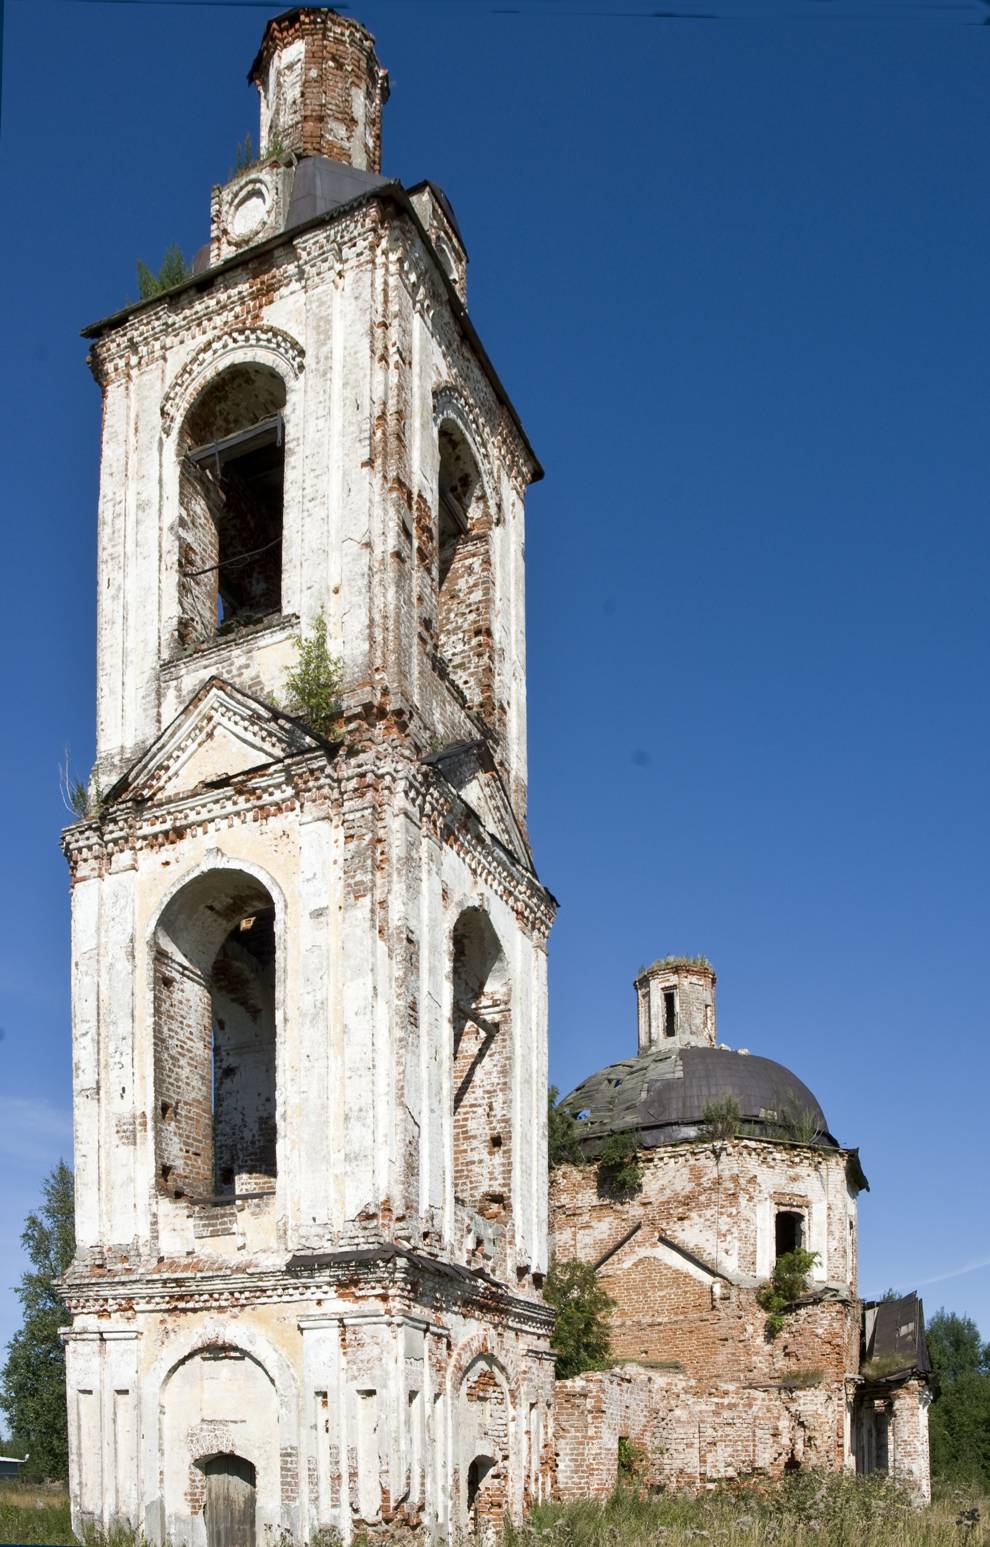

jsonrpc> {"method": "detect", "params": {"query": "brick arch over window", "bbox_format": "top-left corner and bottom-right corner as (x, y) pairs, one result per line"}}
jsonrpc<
(160, 327), (305, 437)
(153, 868), (279, 1201)
(176, 362), (288, 645)
(450, 908), (511, 1223)
(433, 412), (496, 725)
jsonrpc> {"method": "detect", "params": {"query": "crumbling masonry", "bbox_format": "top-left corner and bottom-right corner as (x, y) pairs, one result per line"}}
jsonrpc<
(551, 959), (933, 1502)
(60, 10), (930, 1544)
(62, 11), (553, 1543)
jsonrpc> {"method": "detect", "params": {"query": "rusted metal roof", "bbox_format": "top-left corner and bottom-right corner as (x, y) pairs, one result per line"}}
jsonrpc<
(861, 1292), (932, 1383)
(564, 1045), (838, 1151)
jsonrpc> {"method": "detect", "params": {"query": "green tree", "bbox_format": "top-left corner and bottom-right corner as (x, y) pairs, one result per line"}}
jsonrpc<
(136, 243), (191, 300)
(544, 1259), (614, 1380)
(548, 1086), (583, 1168)
(0, 1162), (75, 1480)
(925, 1309), (990, 1493)
(756, 1248), (819, 1340)
(283, 610), (344, 740)
(926, 1309), (990, 1386)
(596, 1130), (643, 1198)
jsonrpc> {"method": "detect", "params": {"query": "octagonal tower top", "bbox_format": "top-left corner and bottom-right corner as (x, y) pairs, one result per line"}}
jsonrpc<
(634, 956), (716, 1053)
(248, 7), (390, 170)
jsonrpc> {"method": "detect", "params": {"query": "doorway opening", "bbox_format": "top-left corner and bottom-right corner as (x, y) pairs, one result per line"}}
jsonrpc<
(202, 1454), (256, 1547)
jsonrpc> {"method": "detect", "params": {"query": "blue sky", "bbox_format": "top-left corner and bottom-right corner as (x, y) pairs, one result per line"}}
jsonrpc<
(0, 0), (987, 1372)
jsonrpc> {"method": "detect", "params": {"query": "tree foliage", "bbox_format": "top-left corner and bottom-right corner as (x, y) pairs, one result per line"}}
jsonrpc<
(700, 1096), (741, 1142)
(756, 1248), (819, 1340)
(926, 1309), (990, 1493)
(548, 1086), (583, 1168)
(136, 243), (191, 299)
(544, 1258), (614, 1380)
(596, 1130), (643, 1198)
(0, 1162), (75, 1479)
(927, 1309), (990, 1387)
(283, 610), (344, 740)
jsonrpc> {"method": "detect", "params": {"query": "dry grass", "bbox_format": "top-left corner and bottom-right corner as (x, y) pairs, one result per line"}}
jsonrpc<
(0, 1473), (986, 1547)
(0, 1479), (72, 1544)
(508, 1475), (990, 1547)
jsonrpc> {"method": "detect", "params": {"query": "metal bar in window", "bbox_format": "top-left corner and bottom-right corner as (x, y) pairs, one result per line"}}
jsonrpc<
(187, 415), (284, 469)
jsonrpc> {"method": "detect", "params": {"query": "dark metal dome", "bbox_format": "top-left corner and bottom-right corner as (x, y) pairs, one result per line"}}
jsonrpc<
(563, 1045), (838, 1151)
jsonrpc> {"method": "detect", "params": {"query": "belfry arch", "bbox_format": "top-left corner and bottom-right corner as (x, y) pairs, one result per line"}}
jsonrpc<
(435, 416), (496, 724)
(176, 362), (287, 645)
(450, 908), (512, 1223)
(153, 868), (279, 1201)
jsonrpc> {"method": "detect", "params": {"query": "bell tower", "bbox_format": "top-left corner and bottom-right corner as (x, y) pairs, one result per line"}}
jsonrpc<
(61, 11), (555, 1543)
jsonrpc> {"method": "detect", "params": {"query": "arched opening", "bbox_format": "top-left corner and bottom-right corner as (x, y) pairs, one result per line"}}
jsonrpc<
(153, 870), (278, 1200)
(451, 909), (511, 1223)
(467, 1454), (494, 1515)
(177, 364), (286, 646)
(435, 422), (494, 722)
(201, 1454), (256, 1547)
(459, 1356), (510, 1535)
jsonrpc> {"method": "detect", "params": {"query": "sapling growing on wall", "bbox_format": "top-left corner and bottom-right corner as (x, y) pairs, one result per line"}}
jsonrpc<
(283, 611), (344, 740)
(135, 243), (191, 299)
(548, 1086), (584, 1168)
(59, 751), (100, 821)
(700, 1096), (742, 1143)
(596, 1130), (644, 1198)
(544, 1259), (614, 1380)
(756, 1248), (819, 1340)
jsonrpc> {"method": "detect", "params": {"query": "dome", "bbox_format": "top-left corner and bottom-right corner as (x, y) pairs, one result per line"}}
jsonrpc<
(563, 1045), (838, 1151)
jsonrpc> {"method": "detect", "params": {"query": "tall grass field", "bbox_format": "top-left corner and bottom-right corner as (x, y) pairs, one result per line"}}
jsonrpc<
(1, 1474), (986, 1546)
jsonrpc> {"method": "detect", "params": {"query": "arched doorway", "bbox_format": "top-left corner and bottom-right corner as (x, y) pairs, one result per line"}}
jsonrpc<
(202, 1455), (256, 1547)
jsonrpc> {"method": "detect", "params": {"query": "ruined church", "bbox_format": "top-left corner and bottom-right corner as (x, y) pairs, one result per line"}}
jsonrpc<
(60, 10), (930, 1544)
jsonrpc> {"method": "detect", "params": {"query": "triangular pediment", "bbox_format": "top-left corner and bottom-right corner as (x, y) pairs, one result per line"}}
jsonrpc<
(427, 741), (533, 870)
(108, 679), (323, 806)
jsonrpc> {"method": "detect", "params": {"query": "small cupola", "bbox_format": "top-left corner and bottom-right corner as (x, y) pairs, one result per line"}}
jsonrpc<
(634, 956), (716, 1053)
(210, 10), (391, 267)
(248, 8), (390, 169)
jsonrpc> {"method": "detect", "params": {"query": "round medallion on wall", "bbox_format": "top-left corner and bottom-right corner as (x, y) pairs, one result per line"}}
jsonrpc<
(227, 175), (274, 246)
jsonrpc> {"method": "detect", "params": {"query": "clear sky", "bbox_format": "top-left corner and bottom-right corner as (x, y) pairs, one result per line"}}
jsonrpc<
(0, 0), (987, 1371)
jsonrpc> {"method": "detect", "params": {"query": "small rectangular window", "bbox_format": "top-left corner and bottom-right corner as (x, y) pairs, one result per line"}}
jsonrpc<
(775, 1209), (805, 1259)
(663, 990), (677, 1038)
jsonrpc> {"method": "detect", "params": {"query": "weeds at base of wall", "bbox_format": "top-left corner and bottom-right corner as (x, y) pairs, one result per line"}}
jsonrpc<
(509, 1475), (989, 1547)
(3, 1479), (988, 1547)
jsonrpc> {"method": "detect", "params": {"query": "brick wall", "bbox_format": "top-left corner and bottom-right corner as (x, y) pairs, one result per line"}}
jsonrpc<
(556, 1366), (850, 1496)
(154, 950), (213, 1198)
(452, 910), (512, 1224)
(251, 9), (390, 171)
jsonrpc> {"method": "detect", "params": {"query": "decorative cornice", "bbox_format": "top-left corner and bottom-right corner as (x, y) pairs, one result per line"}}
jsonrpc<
(61, 1250), (554, 1337)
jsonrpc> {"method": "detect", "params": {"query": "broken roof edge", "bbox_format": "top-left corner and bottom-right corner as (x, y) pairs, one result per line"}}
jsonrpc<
(567, 1119), (868, 1175)
(635, 955), (715, 980)
(81, 183), (543, 484)
(246, 7), (383, 86)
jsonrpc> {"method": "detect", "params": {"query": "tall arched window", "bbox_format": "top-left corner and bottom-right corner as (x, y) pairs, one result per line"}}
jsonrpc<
(177, 364), (286, 646)
(450, 908), (511, 1222)
(435, 423), (494, 723)
(154, 870), (278, 1200)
